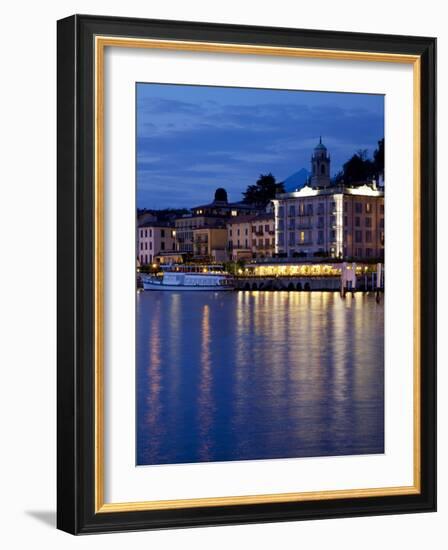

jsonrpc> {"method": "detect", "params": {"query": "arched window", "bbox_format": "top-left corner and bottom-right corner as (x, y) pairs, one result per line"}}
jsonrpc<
(321, 164), (326, 175)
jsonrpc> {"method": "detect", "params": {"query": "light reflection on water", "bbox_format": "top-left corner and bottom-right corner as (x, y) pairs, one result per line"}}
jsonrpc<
(136, 291), (384, 466)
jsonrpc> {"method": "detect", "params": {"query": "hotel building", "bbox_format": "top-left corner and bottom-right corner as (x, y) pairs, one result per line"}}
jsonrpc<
(272, 139), (384, 260)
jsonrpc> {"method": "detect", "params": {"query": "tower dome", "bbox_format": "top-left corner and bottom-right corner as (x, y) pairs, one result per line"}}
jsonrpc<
(314, 136), (327, 151)
(214, 188), (228, 203)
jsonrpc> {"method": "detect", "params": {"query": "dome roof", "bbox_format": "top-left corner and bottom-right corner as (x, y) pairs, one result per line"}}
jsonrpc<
(314, 136), (327, 150)
(214, 188), (228, 203)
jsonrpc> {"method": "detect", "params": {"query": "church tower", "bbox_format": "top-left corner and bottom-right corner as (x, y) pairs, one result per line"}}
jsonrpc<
(310, 137), (331, 188)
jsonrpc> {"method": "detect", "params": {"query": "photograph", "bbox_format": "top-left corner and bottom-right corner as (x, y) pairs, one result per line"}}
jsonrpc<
(135, 83), (386, 467)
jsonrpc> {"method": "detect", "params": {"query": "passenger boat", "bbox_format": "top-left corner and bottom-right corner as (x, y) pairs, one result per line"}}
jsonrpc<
(142, 265), (234, 291)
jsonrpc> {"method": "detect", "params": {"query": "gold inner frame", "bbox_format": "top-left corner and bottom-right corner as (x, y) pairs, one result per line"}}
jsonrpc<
(94, 36), (421, 513)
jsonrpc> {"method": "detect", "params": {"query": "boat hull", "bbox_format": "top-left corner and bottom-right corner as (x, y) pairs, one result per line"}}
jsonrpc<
(143, 281), (234, 291)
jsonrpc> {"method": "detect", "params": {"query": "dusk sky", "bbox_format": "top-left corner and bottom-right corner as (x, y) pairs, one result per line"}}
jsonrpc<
(136, 83), (384, 209)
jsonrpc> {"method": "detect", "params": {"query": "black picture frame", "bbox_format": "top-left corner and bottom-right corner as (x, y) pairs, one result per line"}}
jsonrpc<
(57, 14), (436, 534)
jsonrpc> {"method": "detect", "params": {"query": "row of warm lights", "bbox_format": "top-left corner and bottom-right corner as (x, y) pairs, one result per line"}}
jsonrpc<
(241, 264), (374, 277)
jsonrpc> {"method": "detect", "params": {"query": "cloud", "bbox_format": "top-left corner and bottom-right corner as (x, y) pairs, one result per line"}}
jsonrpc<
(136, 87), (384, 209)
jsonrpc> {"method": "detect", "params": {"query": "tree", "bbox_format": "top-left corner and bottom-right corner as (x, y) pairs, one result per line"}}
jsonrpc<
(340, 153), (375, 185)
(242, 173), (285, 206)
(373, 138), (384, 178)
(331, 139), (384, 185)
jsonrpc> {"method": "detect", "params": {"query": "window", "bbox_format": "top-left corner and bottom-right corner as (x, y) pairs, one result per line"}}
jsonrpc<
(289, 232), (295, 246)
(366, 248), (372, 257)
(229, 229), (232, 237)
(237, 228), (240, 236)
(265, 224), (269, 232)
(355, 216), (361, 227)
(330, 215), (336, 227)
(379, 218), (384, 229)
(317, 230), (324, 245)
(317, 203), (324, 215)
(365, 203), (372, 213)
(161, 229), (165, 237)
(149, 242), (152, 250)
(144, 229), (148, 237)
(317, 216), (324, 228)
(278, 233), (284, 246)
(355, 230), (363, 243)
(366, 230), (372, 243)
(355, 202), (363, 214)
(321, 164), (326, 175)
(288, 218), (295, 230)
(245, 239), (248, 248)
(365, 217), (372, 228)
(161, 241), (165, 251)
(300, 231), (305, 243)
(289, 205), (295, 217)
(278, 206), (284, 218)
(344, 216), (348, 226)
(306, 204), (313, 216)
(150, 229), (152, 238)
(245, 228), (248, 236)
(265, 238), (269, 247)
(140, 242), (143, 250)
(330, 230), (336, 241)
(380, 204), (384, 214)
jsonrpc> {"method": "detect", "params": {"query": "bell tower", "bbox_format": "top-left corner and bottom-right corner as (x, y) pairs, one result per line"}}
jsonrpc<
(310, 137), (331, 188)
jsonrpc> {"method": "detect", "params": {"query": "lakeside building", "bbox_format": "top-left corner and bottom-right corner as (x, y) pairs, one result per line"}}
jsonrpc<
(227, 212), (275, 261)
(272, 139), (384, 261)
(175, 188), (262, 259)
(138, 221), (176, 266)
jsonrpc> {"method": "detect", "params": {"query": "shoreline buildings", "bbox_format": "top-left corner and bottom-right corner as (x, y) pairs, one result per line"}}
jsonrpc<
(138, 139), (384, 266)
(272, 139), (384, 261)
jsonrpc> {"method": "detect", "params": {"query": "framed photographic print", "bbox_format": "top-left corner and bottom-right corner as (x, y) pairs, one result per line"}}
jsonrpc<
(57, 14), (436, 534)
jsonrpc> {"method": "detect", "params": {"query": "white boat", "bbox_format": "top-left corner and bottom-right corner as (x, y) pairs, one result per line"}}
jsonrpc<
(142, 269), (234, 291)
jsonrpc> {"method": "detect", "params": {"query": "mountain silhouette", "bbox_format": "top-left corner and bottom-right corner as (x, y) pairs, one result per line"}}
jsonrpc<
(283, 168), (311, 192)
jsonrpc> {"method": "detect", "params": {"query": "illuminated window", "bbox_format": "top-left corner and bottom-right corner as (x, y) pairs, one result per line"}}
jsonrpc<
(366, 203), (372, 213)
(300, 231), (305, 242)
(231, 210), (238, 216)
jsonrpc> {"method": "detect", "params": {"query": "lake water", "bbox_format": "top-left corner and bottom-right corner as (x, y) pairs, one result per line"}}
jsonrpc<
(136, 291), (384, 466)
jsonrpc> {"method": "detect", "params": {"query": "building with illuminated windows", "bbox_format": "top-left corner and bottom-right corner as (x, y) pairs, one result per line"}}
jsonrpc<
(174, 188), (262, 258)
(272, 140), (384, 260)
(227, 212), (275, 261)
(138, 222), (176, 266)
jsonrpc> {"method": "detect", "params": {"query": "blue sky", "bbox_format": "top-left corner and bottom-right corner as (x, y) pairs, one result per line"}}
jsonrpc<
(136, 83), (384, 209)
